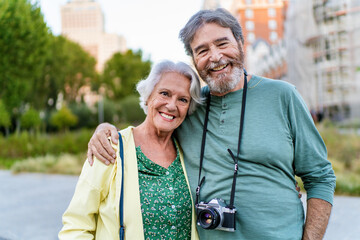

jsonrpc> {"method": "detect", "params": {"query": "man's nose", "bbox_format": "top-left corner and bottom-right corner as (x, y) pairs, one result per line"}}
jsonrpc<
(209, 48), (222, 62)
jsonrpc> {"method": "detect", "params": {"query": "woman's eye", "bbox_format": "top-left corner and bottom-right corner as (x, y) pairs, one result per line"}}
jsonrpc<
(180, 98), (188, 103)
(160, 91), (168, 96)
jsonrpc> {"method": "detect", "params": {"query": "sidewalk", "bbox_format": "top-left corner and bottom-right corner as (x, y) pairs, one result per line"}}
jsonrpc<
(0, 170), (359, 240)
(0, 170), (78, 240)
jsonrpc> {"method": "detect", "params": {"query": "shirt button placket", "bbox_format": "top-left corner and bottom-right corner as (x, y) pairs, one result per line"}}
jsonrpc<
(220, 97), (228, 132)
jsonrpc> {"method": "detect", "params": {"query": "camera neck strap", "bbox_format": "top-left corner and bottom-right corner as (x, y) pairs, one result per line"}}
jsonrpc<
(195, 69), (248, 209)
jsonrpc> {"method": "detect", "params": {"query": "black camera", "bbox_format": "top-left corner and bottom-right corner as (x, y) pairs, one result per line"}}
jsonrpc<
(195, 198), (236, 232)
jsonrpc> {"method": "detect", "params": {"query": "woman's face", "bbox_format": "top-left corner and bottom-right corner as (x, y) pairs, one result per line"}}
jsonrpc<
(146, 72), (191, 134)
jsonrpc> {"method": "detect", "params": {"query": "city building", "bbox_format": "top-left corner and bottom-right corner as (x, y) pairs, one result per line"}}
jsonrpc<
(230, 0), (288, 51)
(224, 0), (288, 77)
(247, 39), (287, 79)
(204, 0), (360, 121)
(202, 0), (234, 10)
(202, 0), (288, 79)
(287, 0), (360, 121)
(61, 0), (126, 72)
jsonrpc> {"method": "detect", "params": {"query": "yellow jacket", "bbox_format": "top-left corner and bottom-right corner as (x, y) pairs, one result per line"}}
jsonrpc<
(59, 126), (199, 240)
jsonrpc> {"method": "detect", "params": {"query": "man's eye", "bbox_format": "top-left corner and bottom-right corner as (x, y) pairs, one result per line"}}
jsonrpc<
(198, 49), (207, 55)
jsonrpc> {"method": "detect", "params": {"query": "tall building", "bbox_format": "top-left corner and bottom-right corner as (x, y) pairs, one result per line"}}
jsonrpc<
(202, 0), (234, 10)
(286, 0), (360, 120)
(201, 1), (288, 78)
(61, 0), (126, 72)
(226, 0), (288, 77)
(246, 38), (287, 79)
(230, 0), (288, 51)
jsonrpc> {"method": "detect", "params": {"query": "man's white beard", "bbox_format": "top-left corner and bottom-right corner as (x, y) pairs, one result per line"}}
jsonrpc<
(197, 44), (245, 95)
(204, 65), (243, 95)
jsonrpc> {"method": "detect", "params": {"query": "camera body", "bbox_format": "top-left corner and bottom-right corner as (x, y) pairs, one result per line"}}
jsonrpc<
(195, 198), (236, 232)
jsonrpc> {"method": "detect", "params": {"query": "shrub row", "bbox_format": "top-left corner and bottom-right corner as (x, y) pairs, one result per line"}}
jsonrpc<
(0, 129), (93, 159)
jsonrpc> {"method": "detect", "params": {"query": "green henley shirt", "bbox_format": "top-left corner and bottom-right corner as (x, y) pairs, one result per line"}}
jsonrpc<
(176, 75), (336, 240)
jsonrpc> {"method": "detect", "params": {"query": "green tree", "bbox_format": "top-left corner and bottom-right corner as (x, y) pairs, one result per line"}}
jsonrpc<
(95, 97), (120, 124)
(20, 107), (41, 132)
(50, 106), (78, 132)
(61, 37), (97, 103)
(69, 102), (97, 129)
(119, 95), (146, 124)
(35, 35), (97, 111)
(0, 100), (11, 136)
(101, 50), (151, 99)
(0, 0), (50, 114)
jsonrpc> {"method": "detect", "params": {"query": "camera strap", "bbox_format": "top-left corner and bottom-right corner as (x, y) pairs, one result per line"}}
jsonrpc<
(195, 69), (248, 209)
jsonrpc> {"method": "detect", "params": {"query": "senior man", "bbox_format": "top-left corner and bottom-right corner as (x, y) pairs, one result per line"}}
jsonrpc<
(88, 8), (336, 240)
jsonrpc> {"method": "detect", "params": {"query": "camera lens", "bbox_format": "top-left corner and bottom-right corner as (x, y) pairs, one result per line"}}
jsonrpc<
(198, 208), (220, 229)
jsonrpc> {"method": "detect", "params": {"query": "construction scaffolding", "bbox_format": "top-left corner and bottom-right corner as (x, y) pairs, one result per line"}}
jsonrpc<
(286, 0), (360, 121)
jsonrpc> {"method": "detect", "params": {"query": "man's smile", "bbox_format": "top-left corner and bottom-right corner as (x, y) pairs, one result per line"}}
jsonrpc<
(211, 63), (229, 72)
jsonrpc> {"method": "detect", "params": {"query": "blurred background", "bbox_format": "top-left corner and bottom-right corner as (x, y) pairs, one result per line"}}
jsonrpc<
(0, 0), (360, 240)
(0, 0), (360, 238)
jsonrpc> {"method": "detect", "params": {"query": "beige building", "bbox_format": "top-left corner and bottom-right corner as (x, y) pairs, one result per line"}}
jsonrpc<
(203, 0), (288, 79)
(61, 0), (126, 72)
(286, 0), (360, 121)
(230, 0), (287, 50)
(202, 0), (234, 10)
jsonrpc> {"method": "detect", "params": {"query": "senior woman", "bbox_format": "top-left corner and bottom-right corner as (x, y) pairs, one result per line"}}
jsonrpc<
(59, 60), (202, 240)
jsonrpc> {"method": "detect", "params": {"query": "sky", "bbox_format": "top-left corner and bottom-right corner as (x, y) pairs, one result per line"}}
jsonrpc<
(35, 0), (204, 64)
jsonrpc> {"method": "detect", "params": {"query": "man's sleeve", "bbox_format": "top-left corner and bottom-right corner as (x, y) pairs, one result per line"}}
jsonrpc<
(288, 87), (336, 204)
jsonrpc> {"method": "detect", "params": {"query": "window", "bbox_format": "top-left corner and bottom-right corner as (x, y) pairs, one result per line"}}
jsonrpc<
(246, 21), (254, 30)
(268, 20), (277, 29)
(245, 0), (252, 4)
(245, 9), (253, 18)
(270, 31), (278, 42)
(247, 32), (255, 43)
(268, 8), (276, 17)
(268, 0), (275, 3)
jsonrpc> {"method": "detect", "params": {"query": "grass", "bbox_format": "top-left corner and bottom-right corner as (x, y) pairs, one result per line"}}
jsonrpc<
(11, 153), (86, 175)
(296, 157), (360, 197)
(2, 122), (360, 196)
(2, 129), (92, 157)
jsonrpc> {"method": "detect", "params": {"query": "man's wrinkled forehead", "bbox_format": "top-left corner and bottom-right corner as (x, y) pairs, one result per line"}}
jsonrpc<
(190, 23), (238, 49)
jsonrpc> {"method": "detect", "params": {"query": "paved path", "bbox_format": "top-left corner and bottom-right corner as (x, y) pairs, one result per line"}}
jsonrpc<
(0, 170), (360, 240)
(0, 170), (78, 240)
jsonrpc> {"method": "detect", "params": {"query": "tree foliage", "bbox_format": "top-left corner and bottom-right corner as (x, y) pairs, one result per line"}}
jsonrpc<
(35, 35), (97, 111)
(101, 50), (151, 99)
(0, 0), (152, 134)
(69, 102), (97, 129)
(119, 95), (146, 124)
(20, 107), (41, 130)
(0, 100), (11, 128)
(0, 0), (50, 112)
(50, 106), (78, 131)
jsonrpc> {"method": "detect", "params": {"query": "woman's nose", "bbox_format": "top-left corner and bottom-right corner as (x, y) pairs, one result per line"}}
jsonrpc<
(166, 98), (177, 111)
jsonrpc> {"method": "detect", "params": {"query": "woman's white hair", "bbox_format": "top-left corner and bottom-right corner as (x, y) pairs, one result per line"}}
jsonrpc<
(137, 60), (203, 115)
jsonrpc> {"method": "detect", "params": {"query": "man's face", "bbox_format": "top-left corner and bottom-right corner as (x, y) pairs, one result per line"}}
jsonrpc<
(190, 23), (245, 96)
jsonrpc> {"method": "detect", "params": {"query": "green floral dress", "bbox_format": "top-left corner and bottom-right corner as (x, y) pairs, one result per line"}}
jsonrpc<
(137, 145), (192, 240)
